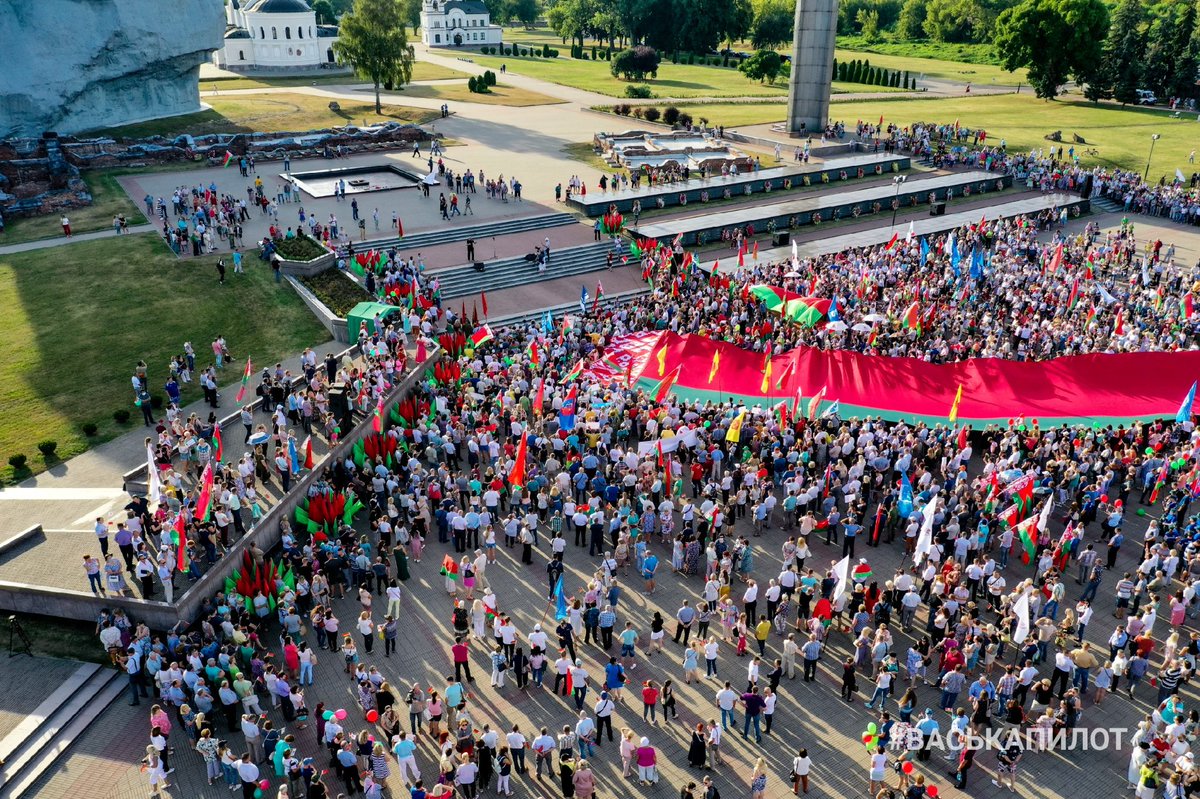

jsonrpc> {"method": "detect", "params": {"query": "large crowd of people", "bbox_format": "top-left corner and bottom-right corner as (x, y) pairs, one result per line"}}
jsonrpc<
(95, 124), (1200, 799)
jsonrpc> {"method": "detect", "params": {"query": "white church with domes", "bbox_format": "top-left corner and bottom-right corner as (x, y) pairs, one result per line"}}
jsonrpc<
(420, 0), (502, 48)
(213, 0), (340, 70)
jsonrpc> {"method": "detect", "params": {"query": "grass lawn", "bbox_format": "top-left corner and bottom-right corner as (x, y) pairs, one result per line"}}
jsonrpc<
(561, 142), (612, 172)
(85, 93), (440, 139)
(393, 81), (565, 106)
(203, 61), (467, 90)
(0, 170), (147, 245)
(655, 94), (1197, 174)
(0, 234), (328, 483)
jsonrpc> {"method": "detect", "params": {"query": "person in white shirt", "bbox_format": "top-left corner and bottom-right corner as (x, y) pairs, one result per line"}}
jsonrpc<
(791, 747), (812, 794)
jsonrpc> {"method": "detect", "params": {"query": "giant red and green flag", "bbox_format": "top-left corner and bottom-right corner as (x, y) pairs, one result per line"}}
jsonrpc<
(748, 285), (830, 327)
(600, 330), (1200, 427)
(235, 356), (253, 403)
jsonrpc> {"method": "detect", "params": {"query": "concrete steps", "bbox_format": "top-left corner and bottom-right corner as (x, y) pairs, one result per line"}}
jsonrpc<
(0, 662), (124, 799)
(433, 241), (614, 300)
(365, 211), (578, 252)
(492, 287), (652, 329)
(1090, 196), (1123, 213)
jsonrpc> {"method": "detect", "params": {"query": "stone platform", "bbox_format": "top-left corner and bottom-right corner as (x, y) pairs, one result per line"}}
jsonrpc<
(567, 152), (910, 217)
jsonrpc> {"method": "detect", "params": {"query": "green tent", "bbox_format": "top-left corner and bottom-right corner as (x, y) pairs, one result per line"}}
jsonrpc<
(347, 301), (399, 339)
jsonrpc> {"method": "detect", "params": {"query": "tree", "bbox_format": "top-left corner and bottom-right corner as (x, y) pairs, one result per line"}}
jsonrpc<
(333, 0), (415, 113)
(994, 0), (1108, 99)
(897, 0), (928, 39)
(1102, 0), (1146, 104)
(740, 49), (784, 83)
(749, 0), (793, 49)
(511, 0), (541, 27)
(923, 0), (985, 42)
(312, 0), (337, 24)
(483, 0), (513, 24)
(857, 7), (881, 39)
(1144, 0), (1198, 98)
(611, 44), (660, 79)
(547, 0), (597, 47)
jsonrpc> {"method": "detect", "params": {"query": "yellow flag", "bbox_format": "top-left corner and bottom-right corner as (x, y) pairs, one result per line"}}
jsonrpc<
(948, 383), (963, 423)
(708, 350), (721, 384)
(656, 343), (667, 376)
(725, 410), (746, 442)
(760, 357), (773, 393)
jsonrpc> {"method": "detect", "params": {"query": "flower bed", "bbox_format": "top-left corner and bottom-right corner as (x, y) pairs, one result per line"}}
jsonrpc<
(298, 269), (373, 318)
(274, 233), (329, 262)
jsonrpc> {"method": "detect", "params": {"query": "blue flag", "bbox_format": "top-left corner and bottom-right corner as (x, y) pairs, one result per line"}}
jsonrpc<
(1178, 380), (1197, 423)
(828, 297), (842, 323)
(919, 238), (930, 267)
(288, 437), (299, 473)
(950, 237), (961, 276)
(554, 576), (568, 621)
(898, 471), (914, 519)
(580, 284), (590, 315)
(558, 387), (577, 431)
(970, 248), (984, 280)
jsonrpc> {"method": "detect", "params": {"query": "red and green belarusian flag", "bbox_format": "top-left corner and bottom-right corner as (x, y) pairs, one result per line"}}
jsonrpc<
(222, 150), (234, 168)
(235, 357), (252, 403)
(852, 562), (874, 581)
(1085, 304), (1097, 328)
(527, 339), (540, 368)
(1066, 279), (1080, 312)
(1015, 517), (1037, 564)
(439, 554), (460, 580)
(651, 365), (682, 403)
(212, 426), (224, 463)
(173, 513), (188, 572)
(372, 397), (384, 433)
(773, 399), (790, 428)
(1149, 462), (1170, 504)
(1182, 293), (1195, 320)
(900, 301), (921, 334)
(194, 462), (215, 522)
(470, 323), (495, 349)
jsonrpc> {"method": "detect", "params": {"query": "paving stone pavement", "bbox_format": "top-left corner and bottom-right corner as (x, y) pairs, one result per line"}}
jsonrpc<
(0, 655), (83, 740)
(21, 474), (1172, 799)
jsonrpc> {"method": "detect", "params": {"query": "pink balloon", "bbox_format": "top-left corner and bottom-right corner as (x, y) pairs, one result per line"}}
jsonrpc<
(259, 780), (270, 790)
(335, 709), (348, 721)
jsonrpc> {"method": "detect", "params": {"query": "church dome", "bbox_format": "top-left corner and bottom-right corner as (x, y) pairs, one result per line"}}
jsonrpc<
(250, 0), (312, 13)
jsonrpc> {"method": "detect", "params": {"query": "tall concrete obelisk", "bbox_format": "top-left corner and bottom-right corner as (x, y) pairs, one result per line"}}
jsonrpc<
(786, 0), (838, 135)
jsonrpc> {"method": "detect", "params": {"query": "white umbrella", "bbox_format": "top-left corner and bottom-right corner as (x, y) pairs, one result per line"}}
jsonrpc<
(851, 322), (872, 332)
(826, 320), (848, 332)
(783, 270), (802, 278)
(862, 313), (887, 322)
(421, 173), (440, 185)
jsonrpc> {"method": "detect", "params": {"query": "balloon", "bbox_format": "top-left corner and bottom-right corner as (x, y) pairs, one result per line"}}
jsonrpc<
(867, 723), (878, 734)
(335, 709), (348, 721)
(255, 792), (263, 799)
(1100, 494), (1108, 503)
(323, 710), (334, 720)
(902, 762), (914, 774)
(927, 787), (939, 797)
(259, 780), (271, 790)
(1138, 508), (1147, 516)
(1146, 447), (1155, 455)
(366, 710), (379, 723)
(1031, 418), (1039, 427)
(1115, 499), (1123, 508)
(863, 733), (874, 743)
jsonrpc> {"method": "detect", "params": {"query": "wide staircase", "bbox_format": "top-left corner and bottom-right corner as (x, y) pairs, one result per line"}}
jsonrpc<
(432, 241), (613, 300)
(1089, 195), (1123, 214)
(365, 211), (578, 252)
(0, 662), (124, 799)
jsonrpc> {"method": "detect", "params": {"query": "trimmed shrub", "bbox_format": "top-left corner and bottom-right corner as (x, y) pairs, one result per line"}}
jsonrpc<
(624, 84), (652, 98)
(678, 112), (693, 128)
(37, 441), (57, 458)
(643, 106), (661, 123)
(8, 454), (28, 471)
(481, 46), (489, 54)
(82, 422), (98, 436)
(520, 48), (527, 56)
(484, 69), (497, 86)
(150, 394), (164, 409)
(114, 409), (131, 424)
(663, 106), (680, 125)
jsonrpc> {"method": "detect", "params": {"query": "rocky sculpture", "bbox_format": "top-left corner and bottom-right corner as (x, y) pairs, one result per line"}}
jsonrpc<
(0, 0), (223, 139)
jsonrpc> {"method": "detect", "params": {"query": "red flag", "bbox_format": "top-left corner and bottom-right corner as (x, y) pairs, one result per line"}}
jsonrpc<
(481, 292), (489, 319)
(1047, 243), (1063, 273)
(752, 241), (759, 261)
(737, 248), (745, 267)
(508, 433), (528, 489)
(652, 365), (681, 403)
(235, 356), (252, 403)
(303, 435), (315, 469)
(957, 425), (969, 451)
(1113, 307), (1125, 336)
(211, 427), (223, 463)
(174, 513), (187, 572)
(533, 379), (545, 417)
(878, 114), (884, 126)
(593, 280), (604, 314)
(372, 397), (384, 433)
(397, 218), (404, 237)
(885, 233), (899, 251)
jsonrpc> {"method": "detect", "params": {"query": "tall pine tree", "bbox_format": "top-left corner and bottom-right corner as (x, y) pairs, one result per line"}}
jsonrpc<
(1102, 0), (1147, 104)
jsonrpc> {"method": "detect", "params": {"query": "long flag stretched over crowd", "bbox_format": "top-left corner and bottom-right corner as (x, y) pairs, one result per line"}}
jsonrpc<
(590, 330), (1200, 427)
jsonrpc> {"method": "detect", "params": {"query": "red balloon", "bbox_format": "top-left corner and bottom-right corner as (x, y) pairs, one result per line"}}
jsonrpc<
(902, 762), (914, 774)
(863, 733), (874, 743)
(259, 780), (271, 791)
(1115, 499), (1124, 508)
(1100, 494), (1108, 503)
(927, 787), (939, 798)
(366, 710), (379, 723)
(1031, 418), (1039, 427)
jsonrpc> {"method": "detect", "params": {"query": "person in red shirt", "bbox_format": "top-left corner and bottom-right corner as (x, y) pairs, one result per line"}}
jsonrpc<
(452, 637), (474, 683)
(642, 681), (660, 724)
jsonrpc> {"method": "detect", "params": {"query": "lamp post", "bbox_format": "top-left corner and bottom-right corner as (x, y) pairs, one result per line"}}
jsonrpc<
(891, 174), (907, 229)
(1145, 133), (1161, 181)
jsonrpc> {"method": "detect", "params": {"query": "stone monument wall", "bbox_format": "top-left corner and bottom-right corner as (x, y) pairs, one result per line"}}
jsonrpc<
(0, 0), (224, 140)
